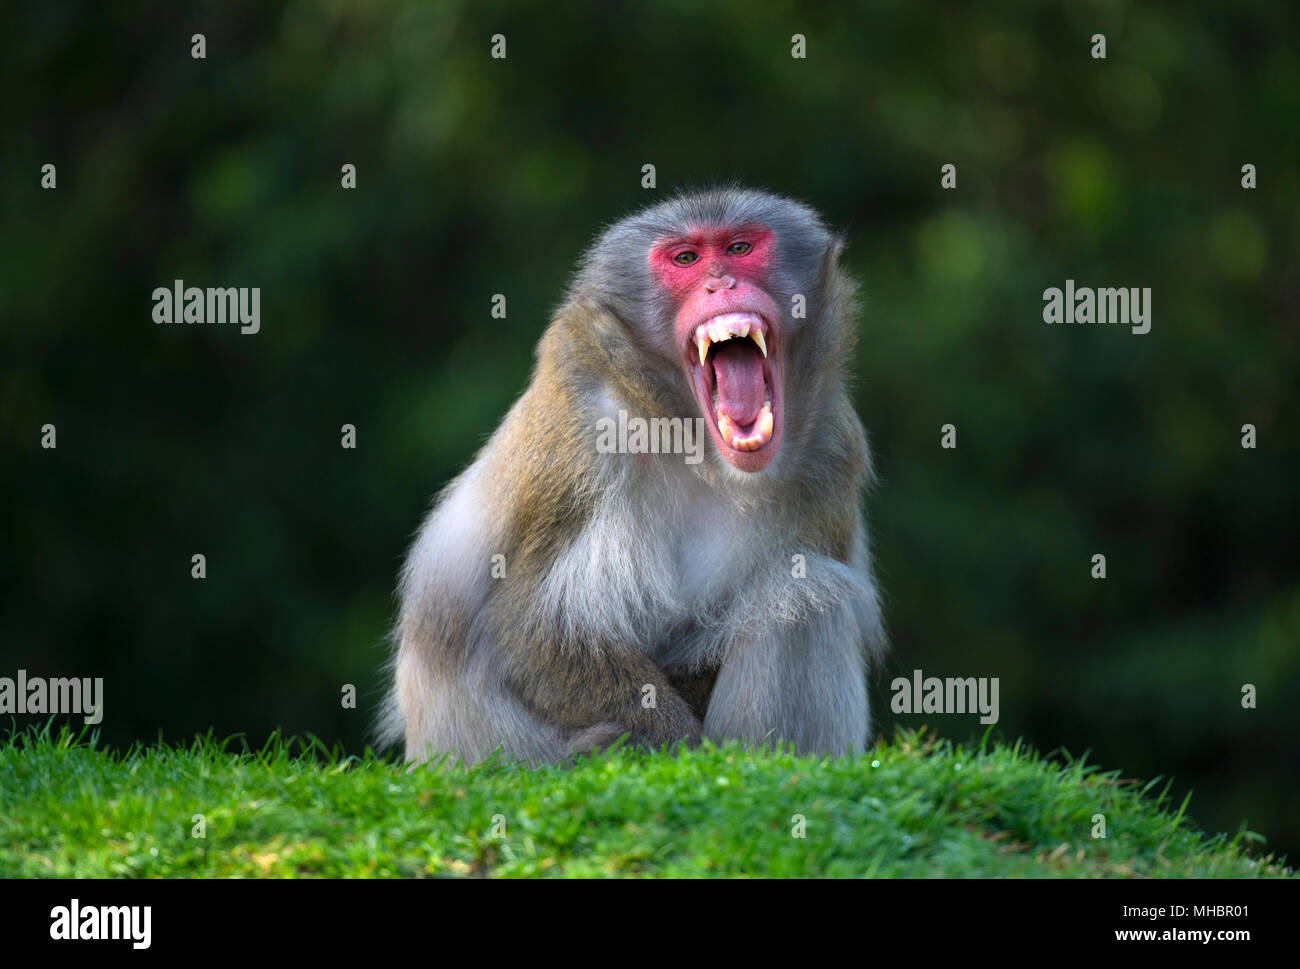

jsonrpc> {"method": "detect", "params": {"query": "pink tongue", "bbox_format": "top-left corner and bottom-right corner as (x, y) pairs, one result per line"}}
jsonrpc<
(711, 342), (765, 426)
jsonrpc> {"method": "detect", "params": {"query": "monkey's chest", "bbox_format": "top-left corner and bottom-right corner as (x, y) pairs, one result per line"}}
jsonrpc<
(561, 483), (750, 658)
(647, 496), (750, 652)
(673, 492), (753, 588)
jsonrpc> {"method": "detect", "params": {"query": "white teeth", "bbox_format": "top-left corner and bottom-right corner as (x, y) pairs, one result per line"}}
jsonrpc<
(692, 313), (768, 363)
(716, 400), (774, 452)
(708, 316), (750, 344)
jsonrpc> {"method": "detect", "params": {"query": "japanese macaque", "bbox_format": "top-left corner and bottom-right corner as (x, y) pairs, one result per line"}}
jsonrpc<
(381, 187), (885, 765)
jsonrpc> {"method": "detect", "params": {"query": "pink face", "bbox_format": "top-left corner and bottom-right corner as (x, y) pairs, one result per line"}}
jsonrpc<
(649, 223), (784, 472)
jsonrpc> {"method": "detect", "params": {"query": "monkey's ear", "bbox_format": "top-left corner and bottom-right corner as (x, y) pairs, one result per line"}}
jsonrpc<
(819, 231), (847, 287)
(827, 231), (847, 266)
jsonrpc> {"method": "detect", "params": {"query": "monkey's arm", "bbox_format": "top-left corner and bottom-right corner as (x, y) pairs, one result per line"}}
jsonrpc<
(484, 370), (702, 755)
(704, 410), (885, 756)
(702, 529), (883, 756)
(500, 635), (702, 754)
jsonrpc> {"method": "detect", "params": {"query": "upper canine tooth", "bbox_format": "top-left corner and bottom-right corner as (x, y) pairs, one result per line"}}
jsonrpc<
(752, 329), (768, 358)
(697, 334), (710, 365)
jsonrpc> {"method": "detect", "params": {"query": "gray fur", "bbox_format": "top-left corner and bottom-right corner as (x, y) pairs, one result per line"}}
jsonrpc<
(380, 187), (886, 765)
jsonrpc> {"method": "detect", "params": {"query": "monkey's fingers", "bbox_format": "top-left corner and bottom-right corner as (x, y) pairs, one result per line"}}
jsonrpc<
(568, 722), (629, 756)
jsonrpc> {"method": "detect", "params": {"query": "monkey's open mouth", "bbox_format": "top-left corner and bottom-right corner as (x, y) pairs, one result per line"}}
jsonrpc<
(688, 313), (783, 472)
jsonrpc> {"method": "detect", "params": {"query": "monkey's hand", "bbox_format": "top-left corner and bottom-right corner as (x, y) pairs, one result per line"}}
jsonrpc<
(567, 701), (702, 757)
(505, 644), (702, 756)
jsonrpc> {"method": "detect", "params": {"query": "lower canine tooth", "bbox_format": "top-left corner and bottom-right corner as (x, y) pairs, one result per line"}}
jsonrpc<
(716, 404), (774, 452)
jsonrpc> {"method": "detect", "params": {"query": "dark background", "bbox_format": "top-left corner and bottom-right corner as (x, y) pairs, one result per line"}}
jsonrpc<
(3, 2), (1297, 861)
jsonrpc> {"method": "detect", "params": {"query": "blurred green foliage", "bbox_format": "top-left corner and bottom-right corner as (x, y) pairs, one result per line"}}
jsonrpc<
(2, 2), (1297, 859)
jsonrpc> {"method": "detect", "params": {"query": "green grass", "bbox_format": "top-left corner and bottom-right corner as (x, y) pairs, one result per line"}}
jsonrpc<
(0, 725), (1291, 878)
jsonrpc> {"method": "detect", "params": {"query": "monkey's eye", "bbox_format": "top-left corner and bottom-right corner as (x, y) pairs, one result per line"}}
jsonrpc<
(726, 242), (752, 256)
(673, 251), (699, 266)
